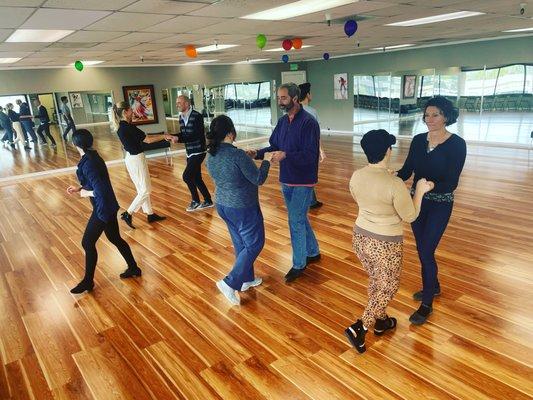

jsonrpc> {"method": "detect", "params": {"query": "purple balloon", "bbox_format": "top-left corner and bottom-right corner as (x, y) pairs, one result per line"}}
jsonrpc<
(344, 20), (358, 37)
(323, 52), (330, 61)
(282, 54), (289, 63)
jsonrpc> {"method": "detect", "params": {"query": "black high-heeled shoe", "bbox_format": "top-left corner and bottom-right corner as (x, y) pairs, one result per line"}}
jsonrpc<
(70, 280), (94, 294)
(121, 211), (135, 229)
(120, 267), (142, 279)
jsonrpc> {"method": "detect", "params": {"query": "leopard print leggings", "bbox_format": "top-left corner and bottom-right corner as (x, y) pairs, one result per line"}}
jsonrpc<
(353, 232), (403, 328)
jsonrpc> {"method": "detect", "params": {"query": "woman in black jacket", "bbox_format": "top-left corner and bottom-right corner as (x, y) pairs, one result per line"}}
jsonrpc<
(67, 129), (141, 294)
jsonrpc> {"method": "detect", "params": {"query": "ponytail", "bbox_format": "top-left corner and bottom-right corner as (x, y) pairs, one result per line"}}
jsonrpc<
(111, 101), (130, 132)
(207, 115), (236, 156)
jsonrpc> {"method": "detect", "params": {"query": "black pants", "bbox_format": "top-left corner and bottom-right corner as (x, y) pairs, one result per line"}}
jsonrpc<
(182, 153), (211, 203)
(37, 122), (56, 144)
(81, 211), (137, 283)
(63, 120), (76, 139)
(411, 199), (453, 305)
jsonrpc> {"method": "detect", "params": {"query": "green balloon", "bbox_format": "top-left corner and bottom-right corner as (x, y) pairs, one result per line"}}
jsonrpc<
(256, 34), (267, 49)
(74, 60), (84, 71)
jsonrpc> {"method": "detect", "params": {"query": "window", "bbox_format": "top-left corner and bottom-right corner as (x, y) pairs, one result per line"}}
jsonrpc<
(526, 65), (533, 94)
(495, 64), (525, 95)
(258, 82), (270, 99)
(420, 75), (435, 97)
(374, 75), (391, 98)
(437, 75), (459, 96)
(463, 70), (486, 96)
(224, 84), (236, 100)
(390, 76), (401, 98)
(354, 76), (374, 96)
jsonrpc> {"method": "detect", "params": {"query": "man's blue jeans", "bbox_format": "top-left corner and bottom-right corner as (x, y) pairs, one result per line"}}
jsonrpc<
(281, 185), (320, 269)
(216, 204), (265, 291)
(20, 119), (38, 142)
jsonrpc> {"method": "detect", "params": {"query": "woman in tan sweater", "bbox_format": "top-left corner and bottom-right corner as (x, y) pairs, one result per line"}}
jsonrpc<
(345, 129), (433, 353)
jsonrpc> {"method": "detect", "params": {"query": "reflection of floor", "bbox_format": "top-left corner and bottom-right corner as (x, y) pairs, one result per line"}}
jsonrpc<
(0, 120), (271, 179)
(1, 135), (531, 399)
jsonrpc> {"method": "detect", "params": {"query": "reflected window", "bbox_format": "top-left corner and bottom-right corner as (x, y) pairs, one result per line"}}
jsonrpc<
(495, 64), (525, 95)
(436, 75), (459, 96)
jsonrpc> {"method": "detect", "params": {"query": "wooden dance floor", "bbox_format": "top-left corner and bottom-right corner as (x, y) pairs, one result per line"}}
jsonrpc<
(0, 136), (532, 399)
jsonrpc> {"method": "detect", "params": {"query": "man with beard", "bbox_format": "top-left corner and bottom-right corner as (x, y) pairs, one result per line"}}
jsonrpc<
(246, 83), (321, 283)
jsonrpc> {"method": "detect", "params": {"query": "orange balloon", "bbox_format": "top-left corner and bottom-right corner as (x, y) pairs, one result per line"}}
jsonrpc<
(185, 45), (197, 58)
(293, 38), (303, 49)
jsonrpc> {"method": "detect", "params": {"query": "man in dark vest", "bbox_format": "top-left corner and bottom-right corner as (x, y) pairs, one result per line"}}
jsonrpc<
(166, 95), (213, 211)
(35, 99), (57, 147)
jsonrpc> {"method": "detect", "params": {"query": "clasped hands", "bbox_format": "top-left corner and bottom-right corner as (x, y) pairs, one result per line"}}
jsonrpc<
(245, 149), (286, 163)
(164, 133), (179, 144)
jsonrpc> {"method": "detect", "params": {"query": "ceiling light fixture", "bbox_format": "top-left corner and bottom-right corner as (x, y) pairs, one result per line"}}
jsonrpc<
(0, 58), (22, 64)
(242, 0), (356, 20)
(265, 45), (313, 52)
(370, 44), (414, 50)
(502, 27), (533, 32)
(183, 59), (218, 65)
(235, 58), (271, 64)
(196, 44), (238, 53)
(6, 29), (74, 43)
(386, 11), (484, 27)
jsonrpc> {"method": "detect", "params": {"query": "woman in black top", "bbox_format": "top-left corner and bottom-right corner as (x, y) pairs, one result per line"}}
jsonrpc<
(67, 129), (141, 294)
(112, 101), (166, 228)
(397, 96), (467, 325)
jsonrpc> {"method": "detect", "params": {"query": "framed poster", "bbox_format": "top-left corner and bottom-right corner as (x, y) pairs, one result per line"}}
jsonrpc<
(122, 84), (158, 125)
(69, 92), (84, 108)
(403, 75), (416, 99)
(334, 73), (348, 100)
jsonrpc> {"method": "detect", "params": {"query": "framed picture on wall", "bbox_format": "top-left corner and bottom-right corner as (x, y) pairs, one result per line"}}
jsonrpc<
(69, 92), (84, 108)
(403, 75), (416, 99)
(334, 73), (348, 100)
(122, 84), (158, 125)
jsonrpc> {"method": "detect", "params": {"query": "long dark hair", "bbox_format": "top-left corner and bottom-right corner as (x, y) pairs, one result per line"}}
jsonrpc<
(207, 115), (236, 155)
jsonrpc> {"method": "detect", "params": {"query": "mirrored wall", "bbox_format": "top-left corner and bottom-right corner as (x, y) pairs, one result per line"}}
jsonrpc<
(353, 64), (533, 145)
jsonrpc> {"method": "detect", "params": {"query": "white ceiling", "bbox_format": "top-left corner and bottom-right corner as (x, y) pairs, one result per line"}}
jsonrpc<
(0, 0), (531, 68)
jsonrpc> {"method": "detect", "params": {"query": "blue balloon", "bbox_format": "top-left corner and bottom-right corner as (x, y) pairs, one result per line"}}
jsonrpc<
(344, 20), (358, 37)
(323, 52), (330, 61)
(282, 54), (289, 63)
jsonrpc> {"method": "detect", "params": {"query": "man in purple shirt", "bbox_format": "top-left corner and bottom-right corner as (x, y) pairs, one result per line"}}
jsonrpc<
(247, 83), (321, 283)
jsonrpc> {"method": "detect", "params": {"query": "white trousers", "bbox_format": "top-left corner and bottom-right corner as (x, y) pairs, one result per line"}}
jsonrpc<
(12, 121), (25, 143)
(125, 152), (153, 215)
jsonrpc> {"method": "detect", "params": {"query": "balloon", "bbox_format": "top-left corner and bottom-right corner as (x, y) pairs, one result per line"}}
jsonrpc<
(344, 19), (358, 37)
(292, 38), (303, 49)
(74, 60), (84, 71)
(185, 45), (197, 58)
(323, 52), (330, 61)
(282, 54), (289, 63)
(282, 39), (292, 51)
(256, 34), (267, 49)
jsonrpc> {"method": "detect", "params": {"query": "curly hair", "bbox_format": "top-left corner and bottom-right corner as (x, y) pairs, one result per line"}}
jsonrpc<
(423, 96), (459, 126)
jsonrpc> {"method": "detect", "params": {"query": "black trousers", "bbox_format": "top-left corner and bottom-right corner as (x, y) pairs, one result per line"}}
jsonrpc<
(37, 122), (56, 144)
(81, 211), (137, 283)
(63, 120), (76, 139)
(182, 153), (211, 203)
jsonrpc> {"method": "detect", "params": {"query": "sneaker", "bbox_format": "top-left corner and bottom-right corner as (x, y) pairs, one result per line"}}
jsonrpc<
(409, 304), (433, 325)
(413, 288), (441, 302)
(147, 213), (166, 223)
(120, 211), (136, 229)
(241, 277), (262, 292)
(309, 201), (323, 209)
(285, 267), (305, 283)
(374, 316), (397, 336)
(186, 201), (201, 212)
(119, 266), (142, 279)
(306, 253), (321, 264)
(70, 280), (94, 294)
(216, 280), (240, 305)
(199, 199), (214, 209)
(344, 320), (367, 353)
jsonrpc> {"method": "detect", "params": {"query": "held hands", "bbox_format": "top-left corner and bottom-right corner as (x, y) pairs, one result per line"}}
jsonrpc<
(416, 178), (435, 194)
(245, 149), (257, 158)
(164, 134), (178, 143)
(270, 151), (286, 163)
(263, 152), (274, 162)
(66, 185), (81, 195)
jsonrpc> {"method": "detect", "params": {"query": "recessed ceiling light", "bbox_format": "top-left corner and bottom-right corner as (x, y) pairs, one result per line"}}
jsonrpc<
(6, 29), (74, 43)
(386, 11), (484, 27)
(0, 58), (22, 64)
(242, 0), (356, 20)
(197, 44), (239, 53)
(264, 45), (313, 52)
(183, 59), (218, 65)
(68, 60), (104, 66)
(371, 44), (415, 50)
(235, 58), (271, 64)
(502, 27), (533, 32)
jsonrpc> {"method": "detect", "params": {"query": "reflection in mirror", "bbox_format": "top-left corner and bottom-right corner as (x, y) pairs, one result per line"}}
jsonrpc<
(353, 73), (393, 124)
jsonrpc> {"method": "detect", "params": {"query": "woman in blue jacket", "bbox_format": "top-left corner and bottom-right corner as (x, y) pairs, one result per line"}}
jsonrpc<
(67, 129), (141, 294)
